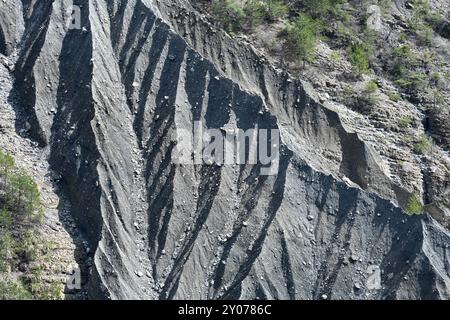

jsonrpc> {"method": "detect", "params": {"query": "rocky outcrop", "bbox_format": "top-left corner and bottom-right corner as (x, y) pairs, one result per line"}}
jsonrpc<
(0, 0), (449, 299)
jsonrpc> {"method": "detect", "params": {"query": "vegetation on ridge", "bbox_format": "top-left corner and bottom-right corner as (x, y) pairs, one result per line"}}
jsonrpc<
(0, 149), (62, 300)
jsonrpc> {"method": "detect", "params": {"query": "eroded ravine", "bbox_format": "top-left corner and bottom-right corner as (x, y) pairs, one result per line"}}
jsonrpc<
(0, 0), (449, 300)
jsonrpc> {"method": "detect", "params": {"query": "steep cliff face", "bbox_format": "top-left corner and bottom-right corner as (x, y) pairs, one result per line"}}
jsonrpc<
(0, 0), (449, 299)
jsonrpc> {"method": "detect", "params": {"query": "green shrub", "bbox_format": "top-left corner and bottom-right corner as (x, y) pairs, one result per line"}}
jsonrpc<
(0, 149), (54, 299)
(0, 150), (14, 176)
(430, 72), (446, 89)
(13, 172), (42, 222)
(0, 231), (14, 272)
(0, 150), (42, 223)
(387, 91), (401, 102)
(366, 80), (378, 94)
(263, 0), (289, 21)
(29, 280), (63, 300)
(432, 92), (446, 108)
(335, 24), (357, 45)
(416, 23), (434, 45)
(329, 51), (342, 64)
(395, 72), (428, 95)
(425, 11), (444, 27)
(353, 80), (379, 110)
(211, 0), (246, 33)
(406, 1), (438, 45)
(17, 230), (38, 263)
(243, 1), (265, 28)
(0, 209), (13, 229)
(348, 42), (371, 75)
(425, 11), (450, 38)
(413, 135), (430, 154)
(213, 0), (289, 31)
(391, 45), (419, 78)
(408, 1), (430, 31)
(302, 0), (344, 19)
(393, 45), (416, 62)
(378, 0), (393, 14)
(399, 116), (412, 128)
(399, 32), (408, 43)
(391, 46), (428, 96)
(365, 94), (379, 107)
(285, 13), (321, 64)
(405, 194), (423, 215)
(243, 0), (288, 27)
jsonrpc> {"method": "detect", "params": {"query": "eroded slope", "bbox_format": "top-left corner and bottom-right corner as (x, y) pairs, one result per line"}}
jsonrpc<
(0, 0), (449, 299)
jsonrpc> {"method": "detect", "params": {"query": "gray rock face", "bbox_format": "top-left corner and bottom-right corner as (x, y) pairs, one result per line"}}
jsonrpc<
(1, 0), (449, 299)
(0, 0), (23, 56)
(366, 5), (384, 33)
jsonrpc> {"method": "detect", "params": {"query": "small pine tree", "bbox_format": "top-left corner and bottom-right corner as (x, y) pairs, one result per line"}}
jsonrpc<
(285, 13), (321, 65)
(405, 195), (423, 215)
(244, 1), (263, 28)
(348, 42), (371, 75)
(0, 150), (14, 177)
(18, 173), (41, 222)
(0, 150), (42, 223)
